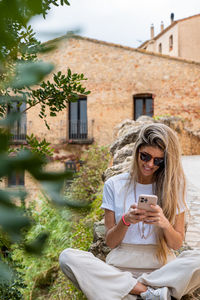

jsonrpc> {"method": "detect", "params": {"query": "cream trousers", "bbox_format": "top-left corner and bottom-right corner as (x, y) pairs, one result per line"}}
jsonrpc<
(59, 244), (200, 300)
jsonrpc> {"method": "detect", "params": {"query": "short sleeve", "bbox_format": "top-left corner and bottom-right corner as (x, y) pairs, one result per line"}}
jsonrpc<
(101, 179), (115, 211)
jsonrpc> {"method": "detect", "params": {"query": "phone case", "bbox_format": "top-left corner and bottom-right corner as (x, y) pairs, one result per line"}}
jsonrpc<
(137, 194), (158, 211)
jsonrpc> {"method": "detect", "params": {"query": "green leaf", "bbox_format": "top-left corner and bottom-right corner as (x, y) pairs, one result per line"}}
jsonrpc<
(64, 0), (70, 5)
(24, 232), (49, 255)
(12, 61), (54, 89)
(0, 261), (13, 284)
(67, 68), (71, 77)
(33, 170), (74, 181)
(41, 180), (68, 206)
(0, 206), (31, 242)
(0, 112), (21, 127)
(0, 131), (10, 153)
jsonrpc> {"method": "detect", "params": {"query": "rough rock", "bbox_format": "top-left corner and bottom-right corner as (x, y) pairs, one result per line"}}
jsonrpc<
(89, 219), (110, 261)
(113, 143), (134, 165)
(102, 156), (132, 182)
(110, 125), (142, 155)
(156, 116), (183, 133)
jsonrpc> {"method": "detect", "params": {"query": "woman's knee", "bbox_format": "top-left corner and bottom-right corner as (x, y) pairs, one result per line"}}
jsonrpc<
(59, 248), (76, 268)
(179, 250), (200, 266)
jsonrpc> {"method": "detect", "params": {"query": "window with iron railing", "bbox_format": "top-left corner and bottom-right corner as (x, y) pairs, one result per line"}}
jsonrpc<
(8, 101), (27, 142)
(69, 97), (88, 140)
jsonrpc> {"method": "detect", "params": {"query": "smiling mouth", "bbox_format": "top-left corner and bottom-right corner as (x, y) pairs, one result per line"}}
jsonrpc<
(143, 166), (153, 171)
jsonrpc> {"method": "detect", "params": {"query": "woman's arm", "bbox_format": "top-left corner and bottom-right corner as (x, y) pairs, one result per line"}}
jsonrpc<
(144, 205), (185, 250)
(104, 209), (129, 248)
(162, 212), (185, 250)
(105, 206), (147, 248)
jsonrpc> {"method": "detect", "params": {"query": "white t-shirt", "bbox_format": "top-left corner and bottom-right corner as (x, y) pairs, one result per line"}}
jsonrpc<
(101, 172), (186, 245)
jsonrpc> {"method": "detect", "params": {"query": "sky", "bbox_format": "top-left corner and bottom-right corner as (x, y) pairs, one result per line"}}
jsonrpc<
(29, 0), (200, 48)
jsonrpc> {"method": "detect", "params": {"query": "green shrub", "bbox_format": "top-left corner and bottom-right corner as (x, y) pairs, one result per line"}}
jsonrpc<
(12, 198), (73, 299)
(12, 144), (110, 299)
(0, 232), (26, 299)
(48, 194), (104, 300)
(65, 144), (110, 203)
(12, 193), (104, 299)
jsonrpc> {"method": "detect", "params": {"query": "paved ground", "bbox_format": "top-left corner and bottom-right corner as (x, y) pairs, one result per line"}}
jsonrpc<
(181, 155), (200, 249)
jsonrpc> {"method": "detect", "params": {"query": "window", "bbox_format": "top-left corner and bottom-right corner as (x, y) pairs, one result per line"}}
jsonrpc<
(169, 35), (173, 51)
(8, 171), (25, 187)
(8, 101), (26, 142)
(134, 94), (153, 120)
(69, 97), (87, 140)
(158, 43), (162, 54)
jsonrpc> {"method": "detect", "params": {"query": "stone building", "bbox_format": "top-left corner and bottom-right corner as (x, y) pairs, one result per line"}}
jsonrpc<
(5, 35), (200, 193)
(139, 13), (200, 63)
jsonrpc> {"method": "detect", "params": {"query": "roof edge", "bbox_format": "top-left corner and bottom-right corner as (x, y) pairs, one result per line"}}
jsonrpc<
(141, 13), (200, 43)
(43, 34), (200, 66)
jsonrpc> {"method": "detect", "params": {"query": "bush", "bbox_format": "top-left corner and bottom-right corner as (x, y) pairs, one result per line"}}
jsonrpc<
(0, 232), (26, 299)
(65, 144), (110, 203)
(12, 193), (104, 299)
(47, 194), (104, 300)
(12, 144), (110, 299)
(12, 198), (73, 299)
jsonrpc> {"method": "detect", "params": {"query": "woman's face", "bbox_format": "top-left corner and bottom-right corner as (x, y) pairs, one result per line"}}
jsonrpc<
(137, 145), (164, 184)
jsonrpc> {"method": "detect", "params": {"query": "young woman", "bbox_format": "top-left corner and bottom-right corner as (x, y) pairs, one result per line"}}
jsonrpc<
(59, 123), (200, 300)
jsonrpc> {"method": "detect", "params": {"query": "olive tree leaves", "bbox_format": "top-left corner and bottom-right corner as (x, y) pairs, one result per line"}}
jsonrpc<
(0, 0), (90, 284)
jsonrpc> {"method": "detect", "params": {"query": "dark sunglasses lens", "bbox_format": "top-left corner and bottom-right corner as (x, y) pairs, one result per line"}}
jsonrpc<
(140, 152), (151, 162)
(154, 158), (164, 166)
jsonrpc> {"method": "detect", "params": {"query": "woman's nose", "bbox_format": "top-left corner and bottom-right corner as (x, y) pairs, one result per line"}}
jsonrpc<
(147, 158), (154, 167)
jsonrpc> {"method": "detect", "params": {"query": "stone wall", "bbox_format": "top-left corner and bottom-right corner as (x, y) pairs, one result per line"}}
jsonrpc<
(35, 36), (200, 147)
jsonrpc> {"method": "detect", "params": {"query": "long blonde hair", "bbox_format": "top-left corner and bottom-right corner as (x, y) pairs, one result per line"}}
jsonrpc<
(129, 123), (187, 264)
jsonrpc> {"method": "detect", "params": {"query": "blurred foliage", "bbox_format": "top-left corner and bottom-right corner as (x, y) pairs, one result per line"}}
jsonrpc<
(11, 144), (110, 299)
(12, 193), (104, 299)
(9, 134), (55, 165)
(0, 250), (26, 300)
(26, 134), (54, 160)
(65, 145), (111, 203)
(0, 0), (91, 290)
(0, 0), (90, 127)
(0, 0), (70, 63)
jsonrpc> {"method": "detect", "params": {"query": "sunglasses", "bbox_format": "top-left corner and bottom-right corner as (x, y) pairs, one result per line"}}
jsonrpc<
(139, 152), (165, 167)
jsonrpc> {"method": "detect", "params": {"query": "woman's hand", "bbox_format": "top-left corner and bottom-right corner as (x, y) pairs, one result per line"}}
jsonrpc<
(143, 205), (170, 229)
(124, 204), (147, 224)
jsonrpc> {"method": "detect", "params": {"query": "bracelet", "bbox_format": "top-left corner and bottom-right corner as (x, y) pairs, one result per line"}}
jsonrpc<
(122, 214), (130, 226)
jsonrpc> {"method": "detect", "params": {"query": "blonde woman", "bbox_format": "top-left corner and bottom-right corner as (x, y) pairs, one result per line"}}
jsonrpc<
(59, 123), (200, 300)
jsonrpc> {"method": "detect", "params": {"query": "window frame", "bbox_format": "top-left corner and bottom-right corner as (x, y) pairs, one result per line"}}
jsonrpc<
(68, 97), (88, 140)
(158, 43), (162, 54)
(7, 101), (27, 143)
(7, 171), (25, 187)
(133, 94), (154, 121)
(169, 35), (173, 51)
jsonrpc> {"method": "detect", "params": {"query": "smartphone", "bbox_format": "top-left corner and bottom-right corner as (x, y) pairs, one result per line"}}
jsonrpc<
(137, 194), (158, 212)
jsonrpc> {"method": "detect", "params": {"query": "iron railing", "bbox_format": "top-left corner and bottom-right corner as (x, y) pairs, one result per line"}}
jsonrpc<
(10, 124), (27, 142)
(69, 120), (88, 140)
